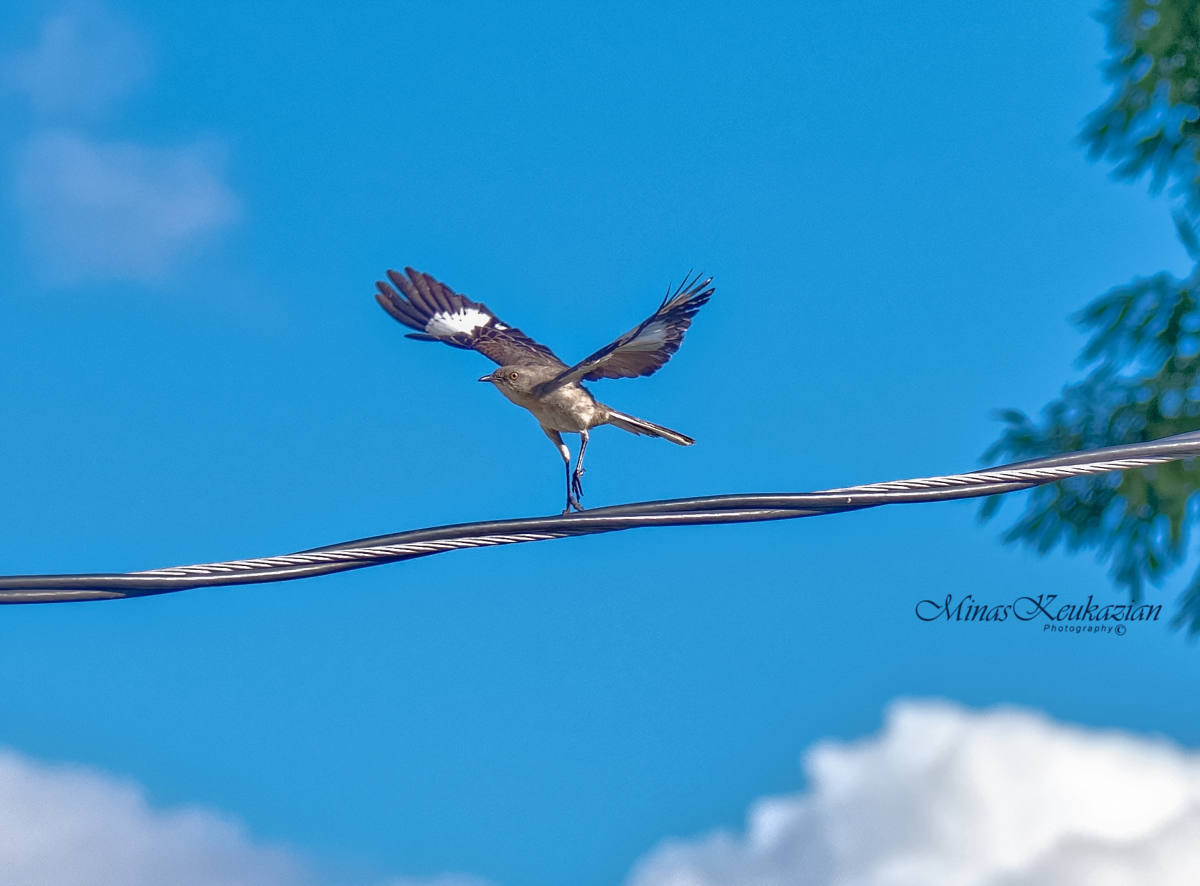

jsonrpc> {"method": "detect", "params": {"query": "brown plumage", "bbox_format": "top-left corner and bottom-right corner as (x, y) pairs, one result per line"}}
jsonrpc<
(375, 268), (713, 512)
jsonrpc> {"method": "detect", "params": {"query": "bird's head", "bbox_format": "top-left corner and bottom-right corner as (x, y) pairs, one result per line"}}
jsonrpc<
(478, 364), (549, 395)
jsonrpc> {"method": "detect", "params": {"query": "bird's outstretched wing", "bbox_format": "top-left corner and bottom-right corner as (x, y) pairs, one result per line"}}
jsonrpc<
(375, 268), (564, 367)
(535, 272), (713, 394)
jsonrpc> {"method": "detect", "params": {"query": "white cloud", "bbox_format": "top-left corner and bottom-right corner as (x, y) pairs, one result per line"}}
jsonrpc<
(0, 748), (488, 886)
(8, 703), (1199, 886)
(3, 5), (241, 285)
(2, 4), (150, 119)
(15, 131), (240, 283)
(625, 700), (1200, 886)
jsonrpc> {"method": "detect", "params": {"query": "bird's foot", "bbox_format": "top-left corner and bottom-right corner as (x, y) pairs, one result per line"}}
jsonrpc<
(571, 470), (585, 501)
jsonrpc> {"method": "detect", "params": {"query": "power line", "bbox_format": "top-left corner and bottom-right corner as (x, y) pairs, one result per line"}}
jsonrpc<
(3, 429), (1199, 604)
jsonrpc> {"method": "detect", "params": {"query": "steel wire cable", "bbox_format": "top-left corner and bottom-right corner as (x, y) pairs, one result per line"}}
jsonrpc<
(3, 429), (1199, 604)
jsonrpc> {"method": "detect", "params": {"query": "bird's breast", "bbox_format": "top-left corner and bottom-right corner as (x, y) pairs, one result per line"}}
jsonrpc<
(497, 383), (599, 432)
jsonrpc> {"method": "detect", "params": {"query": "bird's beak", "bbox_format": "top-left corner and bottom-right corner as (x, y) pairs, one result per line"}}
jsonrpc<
(478, 374), (493, 383)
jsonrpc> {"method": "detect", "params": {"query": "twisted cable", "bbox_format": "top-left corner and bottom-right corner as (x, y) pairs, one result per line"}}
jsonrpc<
(3, 430), (1197, 604)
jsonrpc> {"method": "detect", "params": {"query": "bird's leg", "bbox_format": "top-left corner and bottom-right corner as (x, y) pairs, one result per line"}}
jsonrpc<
(542, 427), (580, 513)
(571, 430), (589, 508)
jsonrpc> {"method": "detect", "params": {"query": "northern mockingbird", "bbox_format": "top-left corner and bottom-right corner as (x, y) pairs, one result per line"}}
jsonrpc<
(375, 267), (713, 512)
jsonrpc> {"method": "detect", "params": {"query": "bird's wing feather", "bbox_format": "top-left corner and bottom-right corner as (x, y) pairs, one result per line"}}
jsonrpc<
(375, 268), (564, 367)
(535, 272), (713, 394)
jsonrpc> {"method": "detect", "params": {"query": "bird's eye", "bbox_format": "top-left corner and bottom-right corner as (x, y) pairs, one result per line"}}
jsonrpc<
(509, 371), (519, 380)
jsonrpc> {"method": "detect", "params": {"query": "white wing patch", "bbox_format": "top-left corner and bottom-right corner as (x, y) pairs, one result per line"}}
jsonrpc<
(426, 307), (494, 337)
(625, 320), (669, 350)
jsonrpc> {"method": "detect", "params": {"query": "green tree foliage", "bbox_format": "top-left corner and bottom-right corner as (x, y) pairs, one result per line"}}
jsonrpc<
(985, 0), (1200, 632)
(1085, 0), (1200, 203)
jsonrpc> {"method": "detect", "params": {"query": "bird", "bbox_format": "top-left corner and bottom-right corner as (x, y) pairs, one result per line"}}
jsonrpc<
(374, 267), (713, 512)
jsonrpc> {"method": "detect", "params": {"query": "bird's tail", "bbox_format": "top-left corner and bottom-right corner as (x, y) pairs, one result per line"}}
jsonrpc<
(604, 408), (694, 446)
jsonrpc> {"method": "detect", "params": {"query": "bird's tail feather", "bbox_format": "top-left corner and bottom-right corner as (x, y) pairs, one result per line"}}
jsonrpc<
(605, 409), (694, 446)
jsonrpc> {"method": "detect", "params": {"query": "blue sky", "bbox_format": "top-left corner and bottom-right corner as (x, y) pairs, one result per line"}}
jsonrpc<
(1, 2), (1198, 885)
